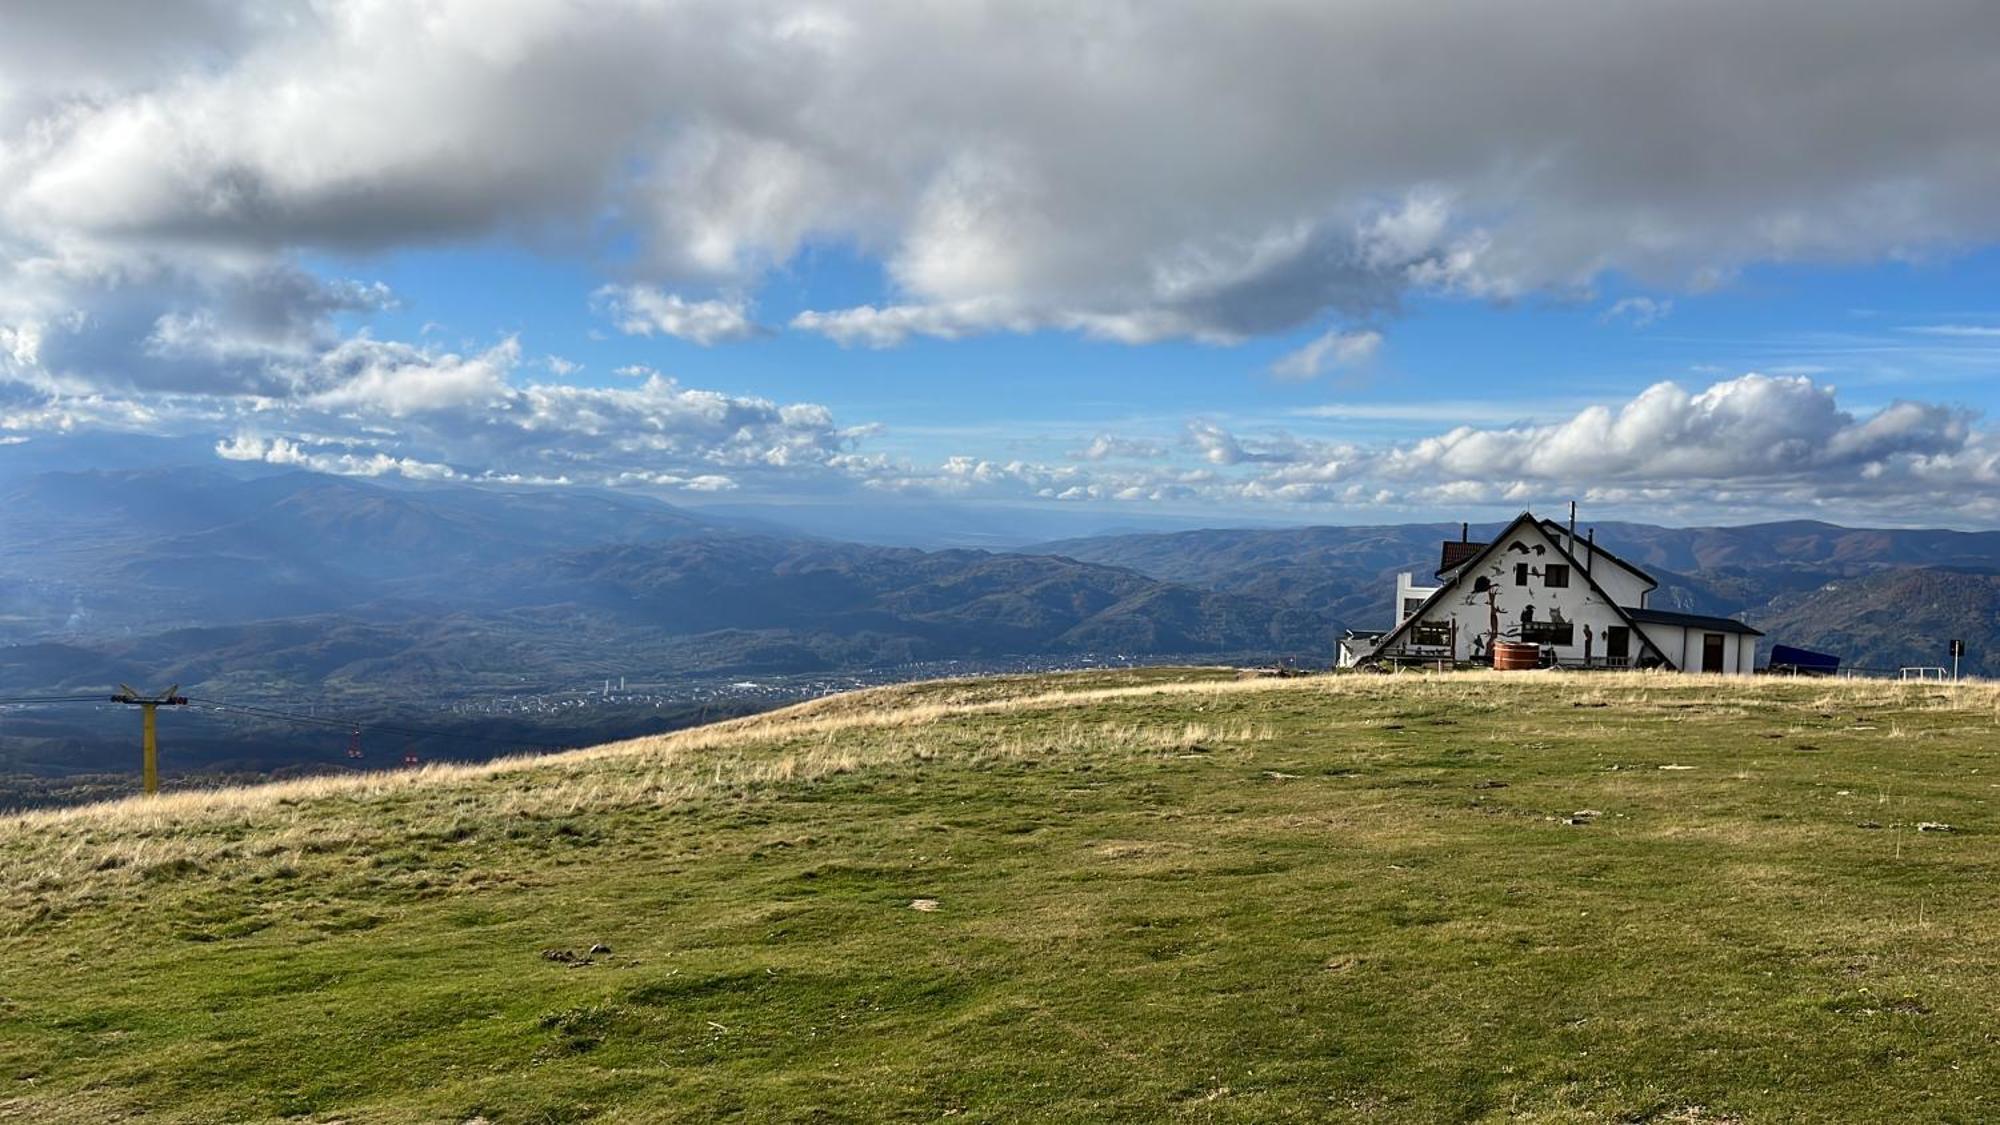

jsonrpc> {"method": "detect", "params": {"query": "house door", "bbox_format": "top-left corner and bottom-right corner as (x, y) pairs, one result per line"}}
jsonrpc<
(1701, 633), (1726, 673)
(1605, 626), (1630, 666)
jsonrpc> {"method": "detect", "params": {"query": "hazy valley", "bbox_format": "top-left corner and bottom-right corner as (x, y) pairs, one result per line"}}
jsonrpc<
(5, 465), (1999, 803)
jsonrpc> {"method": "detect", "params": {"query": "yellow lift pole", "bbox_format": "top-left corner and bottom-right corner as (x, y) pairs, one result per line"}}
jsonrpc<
(111, 685), (188, 795)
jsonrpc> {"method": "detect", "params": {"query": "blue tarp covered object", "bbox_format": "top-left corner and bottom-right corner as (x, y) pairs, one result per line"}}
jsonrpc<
(1769, 644), (1840, 674)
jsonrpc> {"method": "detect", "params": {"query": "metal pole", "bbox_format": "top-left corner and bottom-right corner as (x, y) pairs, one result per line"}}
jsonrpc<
(142, 703), (159, 795)
(113, 684), (183, 796)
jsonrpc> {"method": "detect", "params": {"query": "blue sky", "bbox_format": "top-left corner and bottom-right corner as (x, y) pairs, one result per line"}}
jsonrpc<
(5, 2), (2000, 534)
(310, 237), (2000, 519)
(345, 238), (2000, 444)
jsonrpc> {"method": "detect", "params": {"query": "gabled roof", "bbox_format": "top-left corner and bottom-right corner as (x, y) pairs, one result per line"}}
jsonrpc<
(1363, 510), (1675, 667)
(1624, 607), (1763, 636)
(1437, 539), (1488, 576)
(1535, 519), (1658, 590)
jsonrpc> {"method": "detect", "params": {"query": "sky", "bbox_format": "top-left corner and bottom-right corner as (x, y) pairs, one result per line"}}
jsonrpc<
(5, 1), (2000, 533)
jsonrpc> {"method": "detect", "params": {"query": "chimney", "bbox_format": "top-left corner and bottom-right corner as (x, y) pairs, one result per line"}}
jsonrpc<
(1460, 521), (1469, 543)
(1567, 500), (1578, 548)
(1586, 527), (1595, 575)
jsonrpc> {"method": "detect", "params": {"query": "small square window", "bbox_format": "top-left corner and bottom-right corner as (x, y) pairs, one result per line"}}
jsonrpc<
(1521, 620), (1575, 646)
(1514, 562), (1529, 586)
(1412, 622), (1452, 647)
(1545, 564), (1569, 588)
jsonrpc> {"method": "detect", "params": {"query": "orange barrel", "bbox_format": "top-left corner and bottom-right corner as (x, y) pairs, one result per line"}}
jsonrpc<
(1492, 642), (1541, 670)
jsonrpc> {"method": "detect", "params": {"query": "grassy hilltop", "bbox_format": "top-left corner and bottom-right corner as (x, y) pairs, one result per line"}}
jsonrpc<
(1, 669), (1996, 1122)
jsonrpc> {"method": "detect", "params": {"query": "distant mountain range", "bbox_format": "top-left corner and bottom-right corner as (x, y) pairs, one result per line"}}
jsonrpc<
(0, 465), (742, 632)
(5, 465), (1997, 788)
(0, 468), (1327, 782)
(1, 467), (1323, 659)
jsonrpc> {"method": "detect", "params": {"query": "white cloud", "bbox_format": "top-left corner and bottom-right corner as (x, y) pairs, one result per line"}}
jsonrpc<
(7, 323), (865, 494)
(1271, 328), (1382, 380)
(609, 470), (738, 491)
(1073, 434), (1168, 462)
(214, 433), (461, 481)
(789, 301), (1014, 348)
(1601, 297), (1673, 328)
(789, 299), (1249, 348)
(594, 285), (759, 345)
(1184, 421), (1311, 466)
(828, 373), (2000, 523)
(1904, 324), (2000, 338)
(1371, 374), (1970, 483)
(305, 337), (515, 415)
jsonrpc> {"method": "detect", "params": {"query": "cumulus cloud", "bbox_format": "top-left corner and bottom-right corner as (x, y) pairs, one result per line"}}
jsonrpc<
(594, 285), (760, 345)
(15, 355), (1998, 520)
(303, 337), (515, 415)
(1073, 434), (1169, 462)
(1271, 328), (1383, 380)
(1185, 421), (1311, 467)
(822, 374), (2000, 522)
(5, 1), (2000, 356)
(1375, 375), (1970, 484)
(6, 325), (865, 494)
(214, 433), (462, 481)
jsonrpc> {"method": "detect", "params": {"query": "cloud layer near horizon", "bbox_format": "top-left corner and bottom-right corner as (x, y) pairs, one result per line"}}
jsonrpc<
(11, 362), (1990, 524)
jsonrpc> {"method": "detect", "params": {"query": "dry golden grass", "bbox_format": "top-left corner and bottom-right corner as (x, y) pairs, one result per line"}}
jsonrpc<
(9, 667), (1989, 837)
(0, 675), (1301, 919)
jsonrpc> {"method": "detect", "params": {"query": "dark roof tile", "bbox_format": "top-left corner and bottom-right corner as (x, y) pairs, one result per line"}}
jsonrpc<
(1625, 607), (1764, 636)
(1437, 540), (1488, 575)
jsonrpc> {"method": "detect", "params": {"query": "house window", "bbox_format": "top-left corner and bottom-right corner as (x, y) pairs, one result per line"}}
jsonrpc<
(1514, 562), (1529, 586)
(1411, 622), (1452, 647)
(1545, 564), (1569, 588)
(1401, 597), (1425, 619)
(1521, 620), (1574, 646)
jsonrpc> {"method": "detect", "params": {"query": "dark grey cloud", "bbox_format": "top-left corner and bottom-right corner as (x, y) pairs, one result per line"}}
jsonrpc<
(12, 259), (389, 397)
(0, 0), (277, 102)
(4, 1), (2000, 350)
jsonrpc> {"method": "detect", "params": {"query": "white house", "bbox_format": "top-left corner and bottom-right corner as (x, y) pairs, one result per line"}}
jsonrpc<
(1338, 511), (1761, 674)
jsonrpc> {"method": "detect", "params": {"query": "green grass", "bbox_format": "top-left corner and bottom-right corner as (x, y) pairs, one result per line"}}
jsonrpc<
(1, 668), (1996, 1122)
